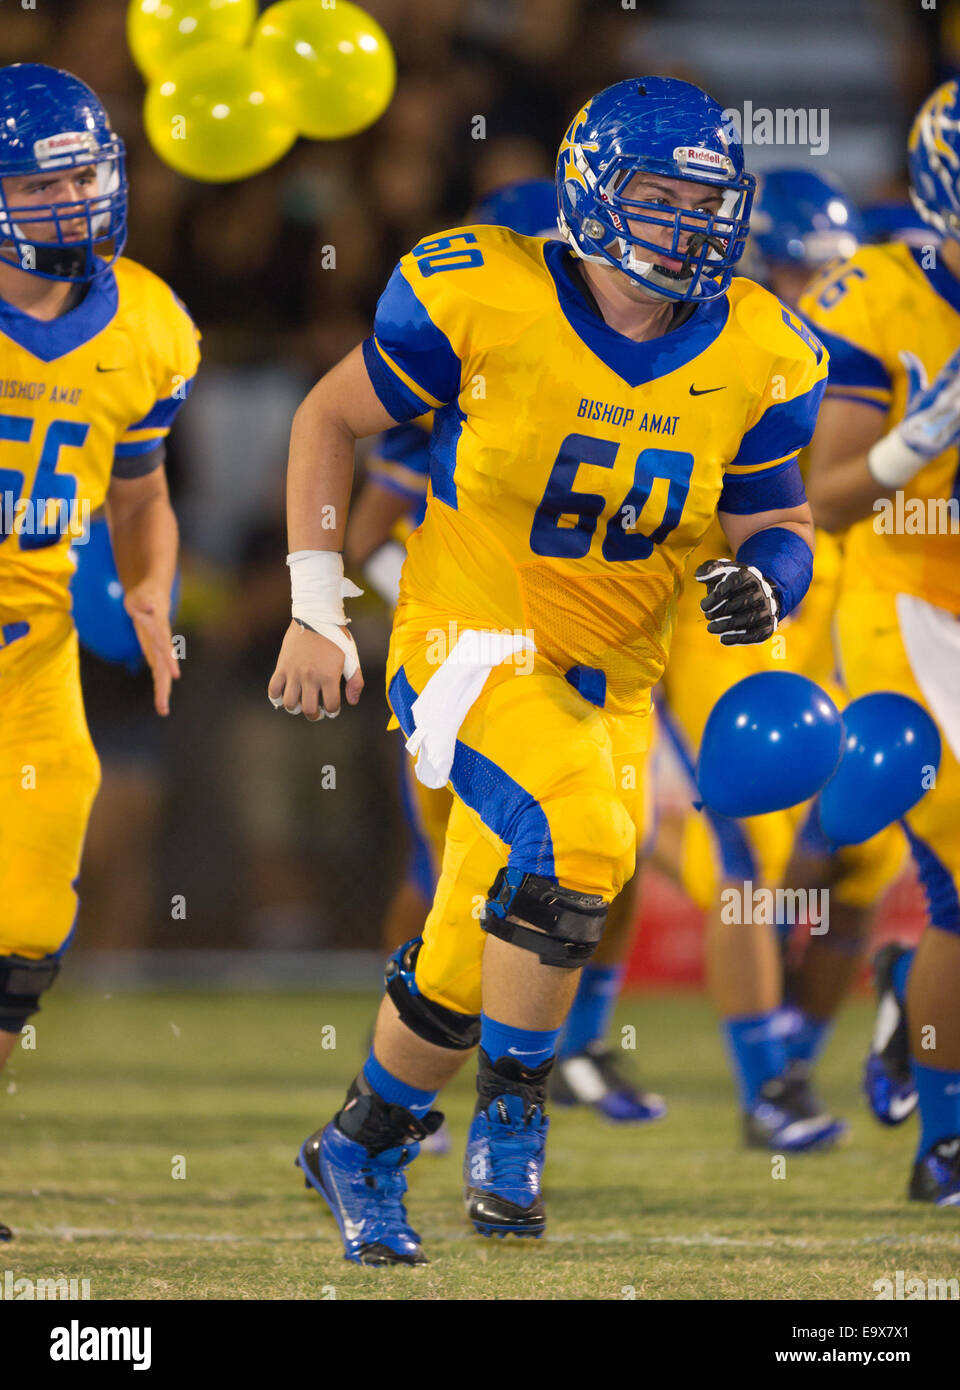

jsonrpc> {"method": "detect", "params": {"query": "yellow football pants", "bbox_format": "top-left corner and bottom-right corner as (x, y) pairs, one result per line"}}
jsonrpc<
(387, 627), (651, 1016)
(836, 584), (960, 934)
(0, 609), (101, 961)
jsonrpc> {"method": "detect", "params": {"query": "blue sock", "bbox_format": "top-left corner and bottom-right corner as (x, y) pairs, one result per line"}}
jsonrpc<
(891, 949), (914, 1007)
(558, 964), (623, 1059)
(788, 1011), (833, 1067)
(723, 1013), (789, 1109)
(480, 1014), (560, 1069)
(362, 1051), (438, 1119)
(914, 1061), (960, 1157)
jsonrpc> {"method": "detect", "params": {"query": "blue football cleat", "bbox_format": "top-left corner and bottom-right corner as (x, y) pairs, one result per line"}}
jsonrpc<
(464, 1051), (550, 1238)
(863, 943), (917, 1126)
(297, 1085), (443, 1266)
(909, 1137), (960, 1206)
(550, 1044), (667, 1123)
(744, 1063), (848, 1152)
(0, 1221), (11, 1242)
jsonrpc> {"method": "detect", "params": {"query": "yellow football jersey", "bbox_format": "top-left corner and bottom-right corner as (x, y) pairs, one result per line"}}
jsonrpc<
(799, 243), (960, 611)
(363, 225), (827, 716)
(0, 257), (200, 616)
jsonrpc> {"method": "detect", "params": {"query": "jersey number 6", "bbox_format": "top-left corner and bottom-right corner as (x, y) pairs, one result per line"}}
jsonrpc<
(530, 432), (695, 561)
(0, 414), (88, 551)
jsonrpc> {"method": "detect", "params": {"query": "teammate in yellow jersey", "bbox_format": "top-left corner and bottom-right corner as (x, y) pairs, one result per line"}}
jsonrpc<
(270, 76), (827, 1264)
(0, 64), (199, 1239)
(802, 80), (960, 1205)
(657, 169), (904, 1151)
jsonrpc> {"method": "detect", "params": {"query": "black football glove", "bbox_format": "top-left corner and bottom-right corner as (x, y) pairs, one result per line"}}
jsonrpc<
(695, 559), (781, 645)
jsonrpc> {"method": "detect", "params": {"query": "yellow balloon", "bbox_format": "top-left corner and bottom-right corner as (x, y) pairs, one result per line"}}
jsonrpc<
(128, 0), (257, 80)
(252, 0), (396, 140)
(144, 44), (298, 183)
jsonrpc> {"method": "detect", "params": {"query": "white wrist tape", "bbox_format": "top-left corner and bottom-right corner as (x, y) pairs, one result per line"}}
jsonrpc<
(867, 431), (928, 490)
(288, 550), (363, 629)
(278, 550), (364, 712)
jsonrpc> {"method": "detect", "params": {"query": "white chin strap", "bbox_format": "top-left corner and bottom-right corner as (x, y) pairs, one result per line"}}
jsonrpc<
(623, 242), (694, 297)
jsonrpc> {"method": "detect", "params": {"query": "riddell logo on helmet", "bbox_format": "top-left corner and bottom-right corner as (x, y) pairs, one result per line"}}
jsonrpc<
(674, 146), (735, 176)
(33, 132), (97, 167)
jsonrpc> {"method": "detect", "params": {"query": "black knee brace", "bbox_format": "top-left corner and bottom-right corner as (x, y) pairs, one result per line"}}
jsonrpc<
(481, 869), (608, 968)
(0, 954), (61, 1033)
(384, 938), (481, 1050)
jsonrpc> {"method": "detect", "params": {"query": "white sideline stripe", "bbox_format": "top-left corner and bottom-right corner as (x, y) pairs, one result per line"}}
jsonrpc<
(21, 1225), (960, 1251)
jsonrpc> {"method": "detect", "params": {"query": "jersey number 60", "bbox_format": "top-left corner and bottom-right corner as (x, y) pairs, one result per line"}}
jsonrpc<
(530, 433), (695, 561)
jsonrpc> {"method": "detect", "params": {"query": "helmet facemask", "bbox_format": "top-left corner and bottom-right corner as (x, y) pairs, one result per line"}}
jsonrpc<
(0, 136), (127, 283)
(560, 153), (753, 303)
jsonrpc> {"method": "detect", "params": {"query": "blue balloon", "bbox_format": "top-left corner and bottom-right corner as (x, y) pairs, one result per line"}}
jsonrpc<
(697, 672), (844, 818)
(70, 516), (180, 672)
(818, 693), (941, 846)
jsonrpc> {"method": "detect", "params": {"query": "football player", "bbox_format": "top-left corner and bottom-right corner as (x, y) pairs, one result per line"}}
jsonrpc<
(657, 169), (904, 1151)
(801, 80), (960, 1204)
(0, 64), (199, 1235)
(348, 180), (666, 1129)
(270, 76), (826, 1264)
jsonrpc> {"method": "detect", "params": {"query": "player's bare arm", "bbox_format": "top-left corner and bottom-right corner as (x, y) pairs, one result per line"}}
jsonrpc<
(105, 466), (180, 717)
(268, 344), (397, 720)
(718, 500), (815, 557)
(804, 396), (889, 532)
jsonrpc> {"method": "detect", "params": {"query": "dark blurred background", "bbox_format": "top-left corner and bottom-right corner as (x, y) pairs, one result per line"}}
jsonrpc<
(5, 0), (946, 970)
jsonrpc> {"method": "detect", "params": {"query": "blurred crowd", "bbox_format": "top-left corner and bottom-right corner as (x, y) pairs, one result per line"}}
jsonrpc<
(2, 0), (947, 952)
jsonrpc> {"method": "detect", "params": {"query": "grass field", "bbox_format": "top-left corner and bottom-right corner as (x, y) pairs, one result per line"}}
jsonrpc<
(2, 988), (958, 1301)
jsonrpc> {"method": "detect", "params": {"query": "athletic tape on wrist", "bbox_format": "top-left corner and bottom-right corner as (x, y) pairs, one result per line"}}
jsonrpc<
(867, 431), (927, 490)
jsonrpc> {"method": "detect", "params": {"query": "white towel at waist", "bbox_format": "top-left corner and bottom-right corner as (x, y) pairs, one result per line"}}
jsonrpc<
(896, 592), (960, 762)
(405, 628), (537, 789)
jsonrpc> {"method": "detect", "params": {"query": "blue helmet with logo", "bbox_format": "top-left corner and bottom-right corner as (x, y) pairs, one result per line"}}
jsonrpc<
(473, 179), (560, 239)
(0, 63), (127, 282)
(749, 168), (863, 269)
(556, 76), (755, 303)
(908, 80), (960, 240)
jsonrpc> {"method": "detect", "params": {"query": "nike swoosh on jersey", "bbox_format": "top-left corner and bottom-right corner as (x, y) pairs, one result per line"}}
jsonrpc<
(96, 364), (124, 373)
(689, 384), (725, 395)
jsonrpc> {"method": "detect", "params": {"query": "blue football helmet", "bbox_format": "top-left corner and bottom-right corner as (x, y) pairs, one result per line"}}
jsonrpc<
(909, 80), (960, 240)
(749, 168), (863, 270)
(556, 76), (755, 303)
(0, 63), (127, 282)
(472, 179), (560, 239)
(860, 200), (935, 248)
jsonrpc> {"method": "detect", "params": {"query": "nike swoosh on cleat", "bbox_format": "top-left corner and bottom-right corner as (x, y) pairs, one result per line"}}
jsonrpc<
(887, 1093), (918, 1122)
(507, 1047), (543, 1056)
(689, 384), (725, 395)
